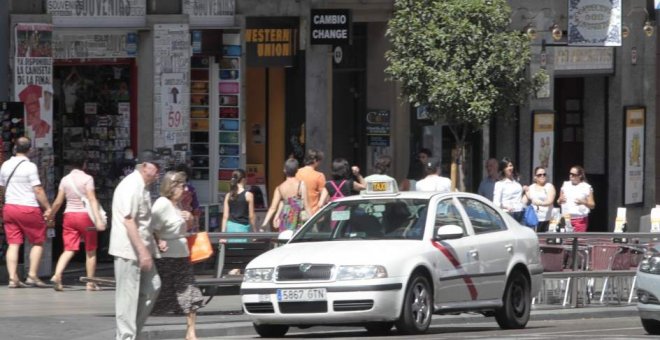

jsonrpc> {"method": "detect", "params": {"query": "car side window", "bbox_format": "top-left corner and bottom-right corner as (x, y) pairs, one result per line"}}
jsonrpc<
(435, 199), (466, 234)
(458, 198), (506, 234)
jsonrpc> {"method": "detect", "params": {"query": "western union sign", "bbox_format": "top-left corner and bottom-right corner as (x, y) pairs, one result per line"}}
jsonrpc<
(246, 17), (298, 67)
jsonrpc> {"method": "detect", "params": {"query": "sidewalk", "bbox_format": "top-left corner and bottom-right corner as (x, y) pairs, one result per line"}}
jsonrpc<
(0, 278), (641, 340)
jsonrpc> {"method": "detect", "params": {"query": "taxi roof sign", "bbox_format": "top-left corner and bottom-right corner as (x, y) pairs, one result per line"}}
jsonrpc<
(362, 175), (399, 196)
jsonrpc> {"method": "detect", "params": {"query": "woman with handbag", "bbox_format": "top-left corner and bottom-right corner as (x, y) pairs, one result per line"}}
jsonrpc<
(493, 157), (524, 222)
(150, 171), (204, 340)
(261, 158), (310, 232)
(47, 151), (106, 292)
(523, 166), (556, 232)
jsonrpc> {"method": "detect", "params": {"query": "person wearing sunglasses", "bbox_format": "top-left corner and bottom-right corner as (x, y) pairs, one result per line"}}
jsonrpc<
(557, 165), (595, 232)
(523, 166), (556, 232)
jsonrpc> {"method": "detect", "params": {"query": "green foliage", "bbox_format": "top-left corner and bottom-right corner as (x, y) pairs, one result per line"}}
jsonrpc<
(386, 0), (545, 141)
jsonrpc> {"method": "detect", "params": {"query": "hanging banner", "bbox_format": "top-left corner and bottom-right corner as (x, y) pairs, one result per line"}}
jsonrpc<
(624, 106), (645, 205)
(310, 9), (352, 45)
(532, 111), (555, 183)
(568, 0), (622, 46)
(154, 24), (191, 146)
(46, 0), (146, 28)
(53, 31), (138, 59)
(183, 0), (235, 26)
(14, 23), (53, 148)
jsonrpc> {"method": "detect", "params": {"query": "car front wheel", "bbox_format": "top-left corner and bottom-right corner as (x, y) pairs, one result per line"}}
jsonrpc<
(253, 323), (289, 338)
(395, 275), (433, 334)
(495, 270), (530, 329)
(641, 318), (660, 335)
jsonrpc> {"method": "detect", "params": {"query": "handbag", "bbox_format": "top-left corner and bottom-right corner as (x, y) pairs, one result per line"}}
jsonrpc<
(523, 204), (538, 228)
(67, 176), (107, 230)
(187, 231), (214, 263)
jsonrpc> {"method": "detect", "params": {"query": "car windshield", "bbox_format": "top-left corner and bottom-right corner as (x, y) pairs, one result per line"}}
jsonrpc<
(290, 198), (429, 242)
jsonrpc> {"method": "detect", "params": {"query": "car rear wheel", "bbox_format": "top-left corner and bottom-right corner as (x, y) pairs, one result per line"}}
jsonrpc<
(395, 275), (433, 334)
(253, 323), (289, 338)
(495, 270), (530, 329)
(364, 321), (394, 335)
(641, 318), (660, 335)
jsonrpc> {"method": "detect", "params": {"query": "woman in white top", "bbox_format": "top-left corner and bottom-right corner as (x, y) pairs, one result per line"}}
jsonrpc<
(493, 157), (524, 222)
(151, 171), (203, 340)
(557, 165), (595, 232)
(523, 166), (556, 232)
(48, 151), (106, 292)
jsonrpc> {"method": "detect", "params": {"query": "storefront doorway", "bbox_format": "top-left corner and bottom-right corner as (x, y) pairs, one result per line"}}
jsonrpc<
(52, 59), (137, 260)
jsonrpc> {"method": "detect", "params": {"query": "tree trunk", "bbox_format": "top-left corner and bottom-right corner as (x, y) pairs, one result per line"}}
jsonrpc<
(450, 143), (466, 192)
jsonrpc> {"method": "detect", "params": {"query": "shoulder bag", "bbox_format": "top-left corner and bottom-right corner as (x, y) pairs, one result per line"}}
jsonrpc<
(67, 176), (107, 230)
(2, 160), (27, 202)
(187, 231), (214, 263)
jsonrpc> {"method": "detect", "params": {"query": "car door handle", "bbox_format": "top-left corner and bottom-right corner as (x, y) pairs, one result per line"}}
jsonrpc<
(469, 250), (479, 260)
(505, 244), (514, 254)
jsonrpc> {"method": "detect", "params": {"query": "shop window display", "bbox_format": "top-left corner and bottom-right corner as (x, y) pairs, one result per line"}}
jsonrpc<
(53, 64), (132, 209)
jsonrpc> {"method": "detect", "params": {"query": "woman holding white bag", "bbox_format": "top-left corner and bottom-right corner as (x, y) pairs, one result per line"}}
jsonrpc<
(47, 150), (106, 291)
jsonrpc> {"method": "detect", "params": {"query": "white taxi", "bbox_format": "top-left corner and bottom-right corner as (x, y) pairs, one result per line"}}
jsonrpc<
(241, 176), (542, 337)
(637, 243), (660, 335)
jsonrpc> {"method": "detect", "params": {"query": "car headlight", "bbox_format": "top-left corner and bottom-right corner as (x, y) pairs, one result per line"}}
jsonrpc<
(243, 268), (274, 282)
(336, 265), (388, 280)
(639, 254), (660, 274)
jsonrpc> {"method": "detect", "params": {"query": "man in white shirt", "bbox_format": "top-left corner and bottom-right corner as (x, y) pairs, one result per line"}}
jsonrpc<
(416, 158), (452, 193)
(0, 136), (52, 288)
(109, 151), (161, 340)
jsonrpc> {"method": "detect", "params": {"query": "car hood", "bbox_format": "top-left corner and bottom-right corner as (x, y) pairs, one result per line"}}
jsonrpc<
(247, 240), (424, 269)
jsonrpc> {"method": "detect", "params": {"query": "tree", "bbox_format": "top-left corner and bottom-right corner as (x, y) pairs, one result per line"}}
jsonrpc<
(385, 0), (547, 190)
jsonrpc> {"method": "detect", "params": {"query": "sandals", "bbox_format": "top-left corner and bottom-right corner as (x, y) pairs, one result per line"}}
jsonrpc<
(50, 278), (63, 292)
(25, 276), (50, 288)
(7, 279), (28, 288)
(86, 282), (102, 291)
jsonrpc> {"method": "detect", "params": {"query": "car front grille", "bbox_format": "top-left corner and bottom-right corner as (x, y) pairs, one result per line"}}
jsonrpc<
(333, 300), (374, 312)
(244, 302), (275, 313)
(278, 301), (328, 313)
(276, 264), (334, 281)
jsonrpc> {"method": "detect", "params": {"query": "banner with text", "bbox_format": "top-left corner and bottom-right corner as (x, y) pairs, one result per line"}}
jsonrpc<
(14, 23), (54, 148)
(47, 0), (146, 27)
(154, 24), (190, 147)
(568, 0), (621, 46)
(53, 31), (138, 59)
(532, 111), (555, 183)
(245, 17), (298, 67)
(624, 107), (645, 205)
(183, 0), (235, 26)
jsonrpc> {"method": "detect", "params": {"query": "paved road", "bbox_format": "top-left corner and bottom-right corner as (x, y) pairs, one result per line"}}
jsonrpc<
(216, 317), (648, 339)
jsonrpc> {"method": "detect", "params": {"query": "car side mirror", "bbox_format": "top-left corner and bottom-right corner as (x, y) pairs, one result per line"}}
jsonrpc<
(435, 225), (464, 240)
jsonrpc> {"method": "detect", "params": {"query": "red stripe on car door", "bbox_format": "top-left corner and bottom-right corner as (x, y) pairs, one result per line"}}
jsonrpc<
(431, 240), (478, 300)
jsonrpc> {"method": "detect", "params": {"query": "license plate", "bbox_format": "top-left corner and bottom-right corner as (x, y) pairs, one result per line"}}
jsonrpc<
(277, 288), (327, 302)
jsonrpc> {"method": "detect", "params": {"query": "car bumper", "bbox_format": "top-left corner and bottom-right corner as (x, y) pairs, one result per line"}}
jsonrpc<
(241, 280), (405, 325)
(637, 271), (660, 321)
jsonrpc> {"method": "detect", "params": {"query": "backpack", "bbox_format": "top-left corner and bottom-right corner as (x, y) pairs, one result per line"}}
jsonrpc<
(329, 180), (347, 202)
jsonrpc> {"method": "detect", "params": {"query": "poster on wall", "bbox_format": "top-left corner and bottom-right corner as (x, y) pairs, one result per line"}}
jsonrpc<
(53, 31), (138, 59)
(14, 23), (53, 148)
(624, 106), (645, 205)
(568, 0), (621, 46)
(365, 110), (390, 147)
(46, 0), (146, 27)
(161, 73), (187, 131)
(532, 111), (555, 183)
(153, 24), (190, 147)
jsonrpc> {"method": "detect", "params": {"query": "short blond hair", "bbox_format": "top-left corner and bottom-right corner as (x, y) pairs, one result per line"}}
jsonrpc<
(160, 171), (187, 198)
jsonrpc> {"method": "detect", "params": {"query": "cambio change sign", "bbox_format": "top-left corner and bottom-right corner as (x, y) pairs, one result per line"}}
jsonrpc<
(310, 9), (351, 45)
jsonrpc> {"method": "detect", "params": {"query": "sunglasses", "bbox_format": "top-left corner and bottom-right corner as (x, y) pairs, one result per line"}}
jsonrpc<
(535, 173), (547, 177)
(569, 172), (579, 177)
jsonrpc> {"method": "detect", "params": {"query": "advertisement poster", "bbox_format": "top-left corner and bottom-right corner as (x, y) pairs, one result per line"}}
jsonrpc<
(624, 106), (645, 205)
(532, 111), (555, 183)
(568, 0), (621, 46)
(46, 0), (146, 27)
(365, 110), (390, 147)
(14, 23), (53, 148)
(161, 73), (187, 131)
(153, 24), (190, 146)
